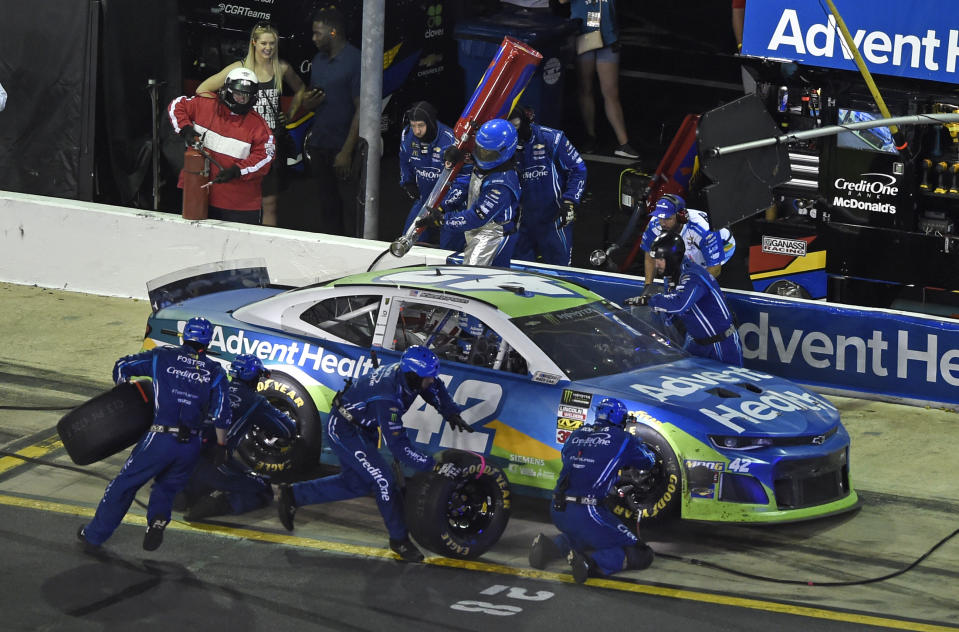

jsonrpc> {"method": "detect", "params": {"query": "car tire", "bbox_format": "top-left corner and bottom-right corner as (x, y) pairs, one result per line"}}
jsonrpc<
(56, 381), (154, 466)
(234, 372), (322, 483)
(610, 425), (682, 525)
(406, 450), (511, 560)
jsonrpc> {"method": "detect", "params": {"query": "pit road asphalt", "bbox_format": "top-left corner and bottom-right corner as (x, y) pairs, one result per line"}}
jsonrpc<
(1, 282), (957, 631)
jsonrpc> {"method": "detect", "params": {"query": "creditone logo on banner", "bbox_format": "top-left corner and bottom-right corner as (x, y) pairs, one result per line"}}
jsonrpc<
(742, 0), (959, 84)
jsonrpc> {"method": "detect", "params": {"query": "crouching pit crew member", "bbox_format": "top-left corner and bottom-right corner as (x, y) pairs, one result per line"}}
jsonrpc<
(178, 354), (296, 520)
(78, 317), (231, 552)
(627, 232), (742, 366)
(276, 346), (473, 562)
(529, 398), (656, 583)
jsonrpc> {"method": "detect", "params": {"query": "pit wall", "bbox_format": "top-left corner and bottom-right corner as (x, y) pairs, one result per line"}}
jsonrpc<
(2, 191), (957, 410)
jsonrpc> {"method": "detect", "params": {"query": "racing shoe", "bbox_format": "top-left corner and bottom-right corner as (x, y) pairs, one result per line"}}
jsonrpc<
(389, 538), (425, 563)
(529, 533), (561, 569)
(613, 143), (640, 160)
(143, 518), (169, 551)
(568, 550), (593, 584)
(276, 484), (296, 532)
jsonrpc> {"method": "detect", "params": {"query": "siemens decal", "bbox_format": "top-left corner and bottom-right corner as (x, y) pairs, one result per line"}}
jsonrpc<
(205, 326), (376, 379)
(742, 1), (959, 83)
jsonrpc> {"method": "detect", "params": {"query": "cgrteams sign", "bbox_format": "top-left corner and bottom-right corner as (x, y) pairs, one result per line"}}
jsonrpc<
(742, 0), (959, 85)
(730, 296), (959, 406)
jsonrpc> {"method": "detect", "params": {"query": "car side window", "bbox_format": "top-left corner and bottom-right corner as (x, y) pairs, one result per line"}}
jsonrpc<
(299, 295), (380, 347)
(390, 302), (528, 375)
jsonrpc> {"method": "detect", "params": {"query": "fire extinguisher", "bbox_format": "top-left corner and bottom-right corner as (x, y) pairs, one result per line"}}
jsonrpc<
(182, 146), (209, 220)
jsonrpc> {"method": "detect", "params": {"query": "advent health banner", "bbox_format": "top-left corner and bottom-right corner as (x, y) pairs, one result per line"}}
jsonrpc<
(742, 0), (959, 85)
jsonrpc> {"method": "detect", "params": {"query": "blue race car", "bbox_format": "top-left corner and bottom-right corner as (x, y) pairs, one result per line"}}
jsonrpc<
(142, 261), (858, 553)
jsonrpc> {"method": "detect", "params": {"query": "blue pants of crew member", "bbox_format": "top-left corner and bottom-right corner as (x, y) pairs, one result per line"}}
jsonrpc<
(685, 330), (743, 367)
(83, 432), (203, 546)
(291, 416), (407, 541)
(184, 455), (272, 514)
(548, 504), (639, 576)
(514, 218), (573, 266)
(403, 200), (466, 252)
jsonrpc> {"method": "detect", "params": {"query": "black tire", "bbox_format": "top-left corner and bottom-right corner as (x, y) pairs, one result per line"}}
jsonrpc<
(57, 381), (154, 466)
(609, 424), (682, 525)
(234, 372), (322, 483)
(406, 450), (511, 559)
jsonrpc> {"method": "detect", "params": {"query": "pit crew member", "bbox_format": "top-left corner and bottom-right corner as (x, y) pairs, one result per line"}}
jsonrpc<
(178, 354), (296, 520)
(628, 232), (742, 366)
(640, 194), (733, 294)
(510, 105), (587, 266)
(78, 317), (231, 552)
(528, 397), (656, 583)
(399, 100), (464, 250)
(168, 67), (274, 224)
(276, 346), (473, 562)
(419, 118), (521, 267)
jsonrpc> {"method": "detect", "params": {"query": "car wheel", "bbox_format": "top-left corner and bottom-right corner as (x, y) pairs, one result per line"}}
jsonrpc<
(234, 372), (322, 483)
(406, 450), (511, 559)
(610, 424), (682, 525)
(56, 381), (154, 466)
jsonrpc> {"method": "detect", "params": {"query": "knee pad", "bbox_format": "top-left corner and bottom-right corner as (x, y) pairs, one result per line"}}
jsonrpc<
(625, 542), (655, 570)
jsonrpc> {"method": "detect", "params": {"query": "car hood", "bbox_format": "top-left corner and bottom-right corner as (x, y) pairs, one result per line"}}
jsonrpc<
(576, 358), (840, 437)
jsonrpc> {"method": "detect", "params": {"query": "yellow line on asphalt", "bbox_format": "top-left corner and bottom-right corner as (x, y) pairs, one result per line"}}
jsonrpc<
(0, 435), (63, 475)
(0, 492), (955, 632)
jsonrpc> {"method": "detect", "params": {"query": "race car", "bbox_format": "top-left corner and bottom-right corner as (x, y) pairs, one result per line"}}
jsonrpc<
(139, 261), (858, 554)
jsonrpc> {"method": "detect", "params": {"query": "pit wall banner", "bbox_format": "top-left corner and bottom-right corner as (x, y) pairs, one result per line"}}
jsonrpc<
(514, 263), (959, 409)
(742, 0), (959, 85)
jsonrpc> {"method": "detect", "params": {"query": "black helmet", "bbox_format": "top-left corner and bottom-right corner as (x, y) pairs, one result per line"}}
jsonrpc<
(220, 67), (258, 115)
(649, 232), (686, 278)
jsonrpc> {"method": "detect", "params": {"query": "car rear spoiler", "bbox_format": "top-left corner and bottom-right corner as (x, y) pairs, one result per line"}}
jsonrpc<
(146, 258), (271, 314)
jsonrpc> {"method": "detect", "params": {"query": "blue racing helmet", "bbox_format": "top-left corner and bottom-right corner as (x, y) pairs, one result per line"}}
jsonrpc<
(400, 345), (440, 378)
(183, 317), (214, 347)
(595, 397), (629, 426)
(230, 354), (270, 382)
(651, 193), (687, 220)
(473, 118), (517, 170)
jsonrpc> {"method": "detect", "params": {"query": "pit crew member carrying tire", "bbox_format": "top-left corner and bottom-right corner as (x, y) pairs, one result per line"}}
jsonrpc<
(528, 397), (657, 583)
(177, 354), (296, 521)
(77, 317), (231, 552)
(419, 118), (521, 267)
(627, 232), (743, 366)
(276, 345), (473, 562)
(509, 105), (587, 266)
(640, 194), (733, 293)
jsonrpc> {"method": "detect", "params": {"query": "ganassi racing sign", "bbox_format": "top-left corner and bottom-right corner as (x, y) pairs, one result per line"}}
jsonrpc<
(742, 0), (959, 85)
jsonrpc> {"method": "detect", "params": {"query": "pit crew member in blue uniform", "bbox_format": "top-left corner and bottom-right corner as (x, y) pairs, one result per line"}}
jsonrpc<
(178, 354), (296, 520)
(78, 317), (231, 552)
(398, 101), (463, 250)
(640, 194), (734, 295)
(420, 118), (521, 267)
(510, 105), (587, 266)
(528, 398), (656, 583)
(628, 232), (742, 366)
(276, 346), (473, 562)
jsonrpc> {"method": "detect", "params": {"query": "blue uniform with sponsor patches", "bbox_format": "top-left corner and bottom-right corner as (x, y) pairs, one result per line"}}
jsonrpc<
(640, 209), (733, 269)
(548, 421), (656, 577)
(513, 124), (587, 265)
(291, 362), (460, 541)
(183, 380), (296, 515)
(399, 122), (464, 250)
(442, 166), (521, 267)
(648, 258), (743, 366)
(83, 345), (231, 546)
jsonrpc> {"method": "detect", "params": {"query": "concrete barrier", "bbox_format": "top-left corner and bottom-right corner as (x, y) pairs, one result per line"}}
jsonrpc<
(0, 191), (448, 299)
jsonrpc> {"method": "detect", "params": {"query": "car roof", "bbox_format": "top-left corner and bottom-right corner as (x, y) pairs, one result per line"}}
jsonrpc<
(324, 265), (600, 318)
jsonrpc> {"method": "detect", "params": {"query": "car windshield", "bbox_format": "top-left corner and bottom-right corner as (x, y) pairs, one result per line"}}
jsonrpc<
(512, 301), (686, 379)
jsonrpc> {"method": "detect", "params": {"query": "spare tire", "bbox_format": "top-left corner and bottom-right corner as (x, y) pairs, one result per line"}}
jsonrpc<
(234, 372), (322, 482)
(608, 424), (682, 526)
(406, 450), (511, 560)
(57, 381), (154, 465)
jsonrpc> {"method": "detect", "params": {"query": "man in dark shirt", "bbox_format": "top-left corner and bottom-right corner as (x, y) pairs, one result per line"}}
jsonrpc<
(304, 7), (361, 236)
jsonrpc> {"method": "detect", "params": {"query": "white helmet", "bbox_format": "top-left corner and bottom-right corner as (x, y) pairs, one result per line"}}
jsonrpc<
(220, 67), (258, 114)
